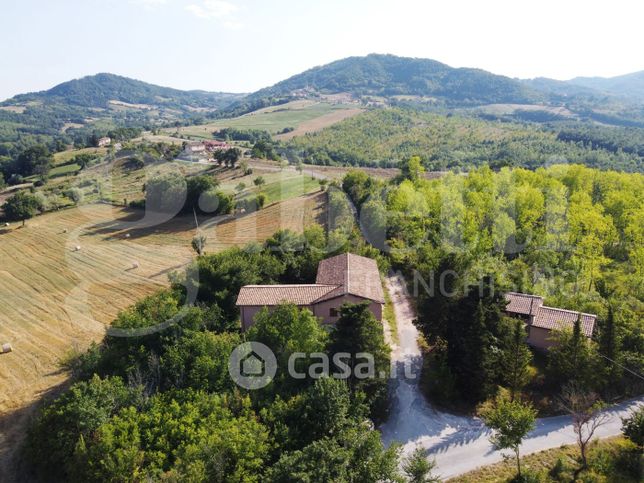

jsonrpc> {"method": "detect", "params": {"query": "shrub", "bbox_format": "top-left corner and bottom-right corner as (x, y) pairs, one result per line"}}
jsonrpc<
(129, 199), (146, 209)
(33, 192), (50, 211)
(256, 192), (266, 209)
(65, 187), (83, 204)
(8, 173), (24, 185)
(622, 406), (644, 448)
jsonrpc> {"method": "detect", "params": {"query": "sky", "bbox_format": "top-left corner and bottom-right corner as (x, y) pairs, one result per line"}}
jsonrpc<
(0, 0), (642, 101)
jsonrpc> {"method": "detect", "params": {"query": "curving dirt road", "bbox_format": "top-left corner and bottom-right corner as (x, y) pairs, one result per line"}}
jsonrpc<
(379, 273), (643, 480)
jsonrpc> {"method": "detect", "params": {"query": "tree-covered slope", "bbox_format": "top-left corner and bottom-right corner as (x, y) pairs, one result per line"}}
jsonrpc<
(223, 54), (544, 116)
(0, 74), (244, 155)
(4, 73), (243, 109)
(285, 108), (644, 172)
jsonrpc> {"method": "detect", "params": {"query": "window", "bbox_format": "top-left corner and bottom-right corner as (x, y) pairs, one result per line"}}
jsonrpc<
(329, 308), (339, 317)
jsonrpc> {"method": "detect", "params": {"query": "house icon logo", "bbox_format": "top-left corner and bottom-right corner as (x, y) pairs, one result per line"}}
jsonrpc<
(241, 350), (265, 377)
(229, 341), (277, 390)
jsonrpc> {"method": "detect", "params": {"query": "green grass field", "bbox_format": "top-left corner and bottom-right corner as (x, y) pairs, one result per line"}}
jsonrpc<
(52, 147), (107, 165)
(219, 169), (321, 205)
(49, 162), (80, 178)
(169, 101), (361, 139)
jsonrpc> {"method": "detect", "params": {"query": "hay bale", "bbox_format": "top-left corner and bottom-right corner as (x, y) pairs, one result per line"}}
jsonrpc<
(4, 222), (9, 227)
(62, 228), (68, 233)
(75, 245), (81, 251)
(125, 233), (131, 239)
(1, 343), (12, 354)
(131, 261), (140, 269)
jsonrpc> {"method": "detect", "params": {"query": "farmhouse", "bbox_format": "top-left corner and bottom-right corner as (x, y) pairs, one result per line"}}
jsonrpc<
(97, 136), (111, 147)
(185, 142), (206, 154)
(504, 292), (596, 350)
(203, 140), (232, 151)
(236, 253), (385, 331)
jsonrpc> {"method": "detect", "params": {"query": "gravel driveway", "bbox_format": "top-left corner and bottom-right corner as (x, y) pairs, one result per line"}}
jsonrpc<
(379, 273), (643, 479)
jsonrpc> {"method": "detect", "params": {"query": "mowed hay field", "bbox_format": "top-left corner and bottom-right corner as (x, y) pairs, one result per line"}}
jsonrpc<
(169, 100), (363, 139)
(0, 193), (325, 473)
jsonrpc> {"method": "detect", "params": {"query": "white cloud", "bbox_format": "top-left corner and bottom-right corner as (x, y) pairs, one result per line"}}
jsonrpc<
(186, 0), (238, 20)
(135, 0), (169, 9)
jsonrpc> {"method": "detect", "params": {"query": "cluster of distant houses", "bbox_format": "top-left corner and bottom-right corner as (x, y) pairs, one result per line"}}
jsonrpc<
(182, 140), (234, 162)
(96, 137), (122, 151)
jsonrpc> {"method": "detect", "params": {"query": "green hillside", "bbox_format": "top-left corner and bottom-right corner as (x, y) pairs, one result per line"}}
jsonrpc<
(285, 108), (643, 171)
(7, 73), (242, 109)
(0, 74), (243, 157)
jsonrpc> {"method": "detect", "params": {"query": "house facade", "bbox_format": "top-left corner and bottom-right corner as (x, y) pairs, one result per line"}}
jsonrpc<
(236, 253), (385, 331)
(504, 292), (596, 350)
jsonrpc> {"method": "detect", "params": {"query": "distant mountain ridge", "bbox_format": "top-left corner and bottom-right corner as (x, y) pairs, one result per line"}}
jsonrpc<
(220, 54), (644, 120)
(6, 73), (243, 110)
(568, 71), (644, 100)
(223, 54), (546, 115)
(256, 54), (540, 102)
(1, 55), (643, 155)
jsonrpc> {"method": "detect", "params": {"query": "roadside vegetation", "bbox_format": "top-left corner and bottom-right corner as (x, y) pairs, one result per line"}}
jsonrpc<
(448, 433), (642, 482)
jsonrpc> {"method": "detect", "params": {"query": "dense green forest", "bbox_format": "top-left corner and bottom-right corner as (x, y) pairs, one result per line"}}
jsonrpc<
(285, 108), (644, 171)
(342, 163), (643, 409)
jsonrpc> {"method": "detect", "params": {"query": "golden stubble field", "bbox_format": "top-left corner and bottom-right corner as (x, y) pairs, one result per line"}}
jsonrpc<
(0, 192), (325, 473)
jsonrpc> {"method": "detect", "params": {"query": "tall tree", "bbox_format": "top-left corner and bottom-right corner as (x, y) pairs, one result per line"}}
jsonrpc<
(557, 383), (609, 471)
(598, 304), (621, 387)
(16, 144), (52, 177)
(328, 302), (391, 421)
(399, 155), (425, 183)
(501, 319), (533, 401)
(445, 276), (508, 403)
(481, 395), (537, 478)
(2, 191), (41, 225)
(547, 315), (597, 389)
(248, 303), (328, 398)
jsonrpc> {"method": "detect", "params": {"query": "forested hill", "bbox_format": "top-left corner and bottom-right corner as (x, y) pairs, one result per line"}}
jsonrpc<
(4, 73), (243, 110)
(569, 71), (644, 101)
(285, 108), (644, 172)
(221, 54), (545, 115)
(0, 74), (243, 155)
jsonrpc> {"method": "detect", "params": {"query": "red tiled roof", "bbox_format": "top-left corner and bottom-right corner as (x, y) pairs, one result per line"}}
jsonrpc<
(504, 291), (596, 337)
(532, 307), (596, 338)
(315, 253), (385, 303)
(236, 253), (385, 307)
(236, 284), (340, 306)
(505, 292), (543, 316)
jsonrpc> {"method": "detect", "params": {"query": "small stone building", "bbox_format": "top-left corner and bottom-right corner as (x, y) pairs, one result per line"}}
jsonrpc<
(236, 253), (385, 331)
